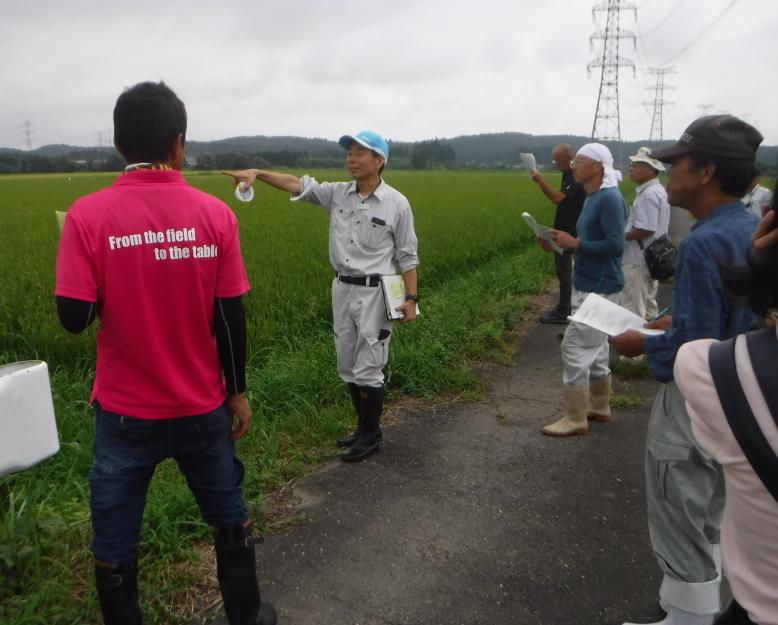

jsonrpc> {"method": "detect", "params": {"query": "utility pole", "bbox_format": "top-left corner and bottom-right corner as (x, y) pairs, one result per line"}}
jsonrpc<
(646, 67), (675, 142)
(22, 120), (34, 150)
(588, 0), (636, 165)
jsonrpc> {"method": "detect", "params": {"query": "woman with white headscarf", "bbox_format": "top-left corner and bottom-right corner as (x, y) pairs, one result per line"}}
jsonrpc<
(541, 143), (626, 436)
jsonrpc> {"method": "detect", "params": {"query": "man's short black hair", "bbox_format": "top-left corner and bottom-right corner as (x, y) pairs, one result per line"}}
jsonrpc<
(688, 151), (755, 198)
(113, 81), (187, 163)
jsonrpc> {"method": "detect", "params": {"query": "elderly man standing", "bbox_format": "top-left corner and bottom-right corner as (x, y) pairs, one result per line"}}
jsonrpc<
(225, 131), (419, 463)
(612, 115), (762, 625)
(531, 144), (587, 324)
(621, 147), (671, 320)
(540, 143), (625, 436)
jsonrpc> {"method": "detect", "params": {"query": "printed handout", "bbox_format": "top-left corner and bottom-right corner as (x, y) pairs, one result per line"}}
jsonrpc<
(519, 152), (537, 173)
(568, 293), (665, 336)
(521, 211), (564, 254)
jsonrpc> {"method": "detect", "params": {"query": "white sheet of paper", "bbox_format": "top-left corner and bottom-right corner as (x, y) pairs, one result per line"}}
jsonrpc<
(521, 211), (564, 254)
(519, 152), (537, 173)
(568, 293), (665, 336)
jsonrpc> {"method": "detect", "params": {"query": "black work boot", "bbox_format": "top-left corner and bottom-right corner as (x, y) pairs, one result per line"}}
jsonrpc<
(94, 559), (142, 625)
(214, 526), (278, 625)
(336, 383), (382, 447)
(340, 386), (383, 463)
(538, 306), (570, 324)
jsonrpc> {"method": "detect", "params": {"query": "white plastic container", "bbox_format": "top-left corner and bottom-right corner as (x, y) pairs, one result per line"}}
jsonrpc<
(0, 361), (60, 476)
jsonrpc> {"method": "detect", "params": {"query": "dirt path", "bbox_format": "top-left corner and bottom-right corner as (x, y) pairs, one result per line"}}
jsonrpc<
(207, 293), (671, 625)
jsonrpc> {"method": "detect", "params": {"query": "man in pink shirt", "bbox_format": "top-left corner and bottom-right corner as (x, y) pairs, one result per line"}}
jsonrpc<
(55, 82), (276, 625)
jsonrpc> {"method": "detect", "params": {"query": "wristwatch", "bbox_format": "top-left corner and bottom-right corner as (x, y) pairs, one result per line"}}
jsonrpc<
(404, 293), (419, 303)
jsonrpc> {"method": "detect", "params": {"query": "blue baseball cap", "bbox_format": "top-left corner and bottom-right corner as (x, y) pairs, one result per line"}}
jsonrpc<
(338, 130), (389, 164)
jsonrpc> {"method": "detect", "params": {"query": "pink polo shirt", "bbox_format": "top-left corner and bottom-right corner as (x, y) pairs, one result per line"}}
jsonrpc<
(56, 169), (250, 419)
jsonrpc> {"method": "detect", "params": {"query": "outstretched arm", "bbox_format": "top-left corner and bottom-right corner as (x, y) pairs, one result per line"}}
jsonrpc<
(223, 169), (302, 195)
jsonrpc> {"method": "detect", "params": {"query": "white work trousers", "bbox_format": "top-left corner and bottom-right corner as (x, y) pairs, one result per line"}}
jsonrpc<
(621, 263), (659, 320)
(332, 278), (393, 388)
(561, 288), (621, 388)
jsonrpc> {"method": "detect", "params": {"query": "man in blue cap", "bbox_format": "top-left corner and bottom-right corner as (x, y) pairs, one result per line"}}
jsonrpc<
(225, 130), (420, 462)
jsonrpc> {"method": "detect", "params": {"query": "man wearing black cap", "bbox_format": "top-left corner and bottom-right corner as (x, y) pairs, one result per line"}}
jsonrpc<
(612, 115), (762, 625)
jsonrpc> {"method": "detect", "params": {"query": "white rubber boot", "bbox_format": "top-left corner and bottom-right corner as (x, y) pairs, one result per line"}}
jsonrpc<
(621, 605), (714, 625)
(588, 375), (612, 422)
(543, 386), (589, 436)
(622, 574), (719, 625)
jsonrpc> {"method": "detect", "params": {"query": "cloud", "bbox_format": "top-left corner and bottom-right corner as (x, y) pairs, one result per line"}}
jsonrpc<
(1, 0), (776, 147)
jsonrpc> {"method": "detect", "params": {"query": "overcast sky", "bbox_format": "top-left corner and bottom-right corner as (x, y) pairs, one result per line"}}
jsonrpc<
(1, 0), (776, 150)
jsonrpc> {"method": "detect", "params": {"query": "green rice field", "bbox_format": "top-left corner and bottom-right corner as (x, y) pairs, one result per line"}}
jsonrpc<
(0, 169), (627, 623)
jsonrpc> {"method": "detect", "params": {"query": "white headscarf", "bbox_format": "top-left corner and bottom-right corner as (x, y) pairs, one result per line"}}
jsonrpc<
(576, 143), (623, 189)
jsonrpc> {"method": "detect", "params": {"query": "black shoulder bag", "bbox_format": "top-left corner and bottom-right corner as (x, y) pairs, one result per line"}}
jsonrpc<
(639, 234), (678, 280)
(709, 327), (778, 503)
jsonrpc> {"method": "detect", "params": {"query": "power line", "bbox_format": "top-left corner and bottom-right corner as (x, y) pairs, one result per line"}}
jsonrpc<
(639, 0), (687, 37)
(659, 0), (740, 65)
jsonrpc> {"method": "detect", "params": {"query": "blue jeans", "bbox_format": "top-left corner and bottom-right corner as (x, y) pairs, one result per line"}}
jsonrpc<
(89, 402), (248, 564)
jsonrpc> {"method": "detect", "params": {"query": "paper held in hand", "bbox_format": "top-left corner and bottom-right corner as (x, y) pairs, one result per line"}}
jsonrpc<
(55, 210), (67, 233)
(380, 274), (421, 321)
(568, 293), (665, 336)
(521, 212), (564, 254)
(519, 152), (537, 173)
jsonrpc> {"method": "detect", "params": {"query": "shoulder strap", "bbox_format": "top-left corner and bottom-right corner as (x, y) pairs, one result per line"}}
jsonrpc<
(746, 328), (778, 430)
(709, 333), (778, 503)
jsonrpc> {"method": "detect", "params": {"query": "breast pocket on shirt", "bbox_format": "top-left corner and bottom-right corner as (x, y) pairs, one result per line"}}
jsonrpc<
(330, 203), (351, 238)
(358, 216), (392, 250)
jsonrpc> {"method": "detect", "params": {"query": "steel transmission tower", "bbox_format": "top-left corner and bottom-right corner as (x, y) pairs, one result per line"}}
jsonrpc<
(646, 67), (675, 141)
(588, 0), (636, 147)
(22, 120), (34, 150)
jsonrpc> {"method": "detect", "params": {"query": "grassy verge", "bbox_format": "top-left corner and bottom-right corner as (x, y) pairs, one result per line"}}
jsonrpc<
(0, 244), (550, 624)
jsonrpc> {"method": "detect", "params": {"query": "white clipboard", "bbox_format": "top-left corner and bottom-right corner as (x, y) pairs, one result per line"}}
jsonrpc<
(380, 274), (421, 321)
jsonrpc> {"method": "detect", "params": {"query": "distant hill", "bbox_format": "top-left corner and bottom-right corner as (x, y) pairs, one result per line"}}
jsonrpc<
(3, 132), (777, 172)
(439, 132), (778, 170)
(186, 135), (341, 156)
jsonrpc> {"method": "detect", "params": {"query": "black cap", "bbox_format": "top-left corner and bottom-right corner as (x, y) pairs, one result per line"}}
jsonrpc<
(651, 114), (763, 162)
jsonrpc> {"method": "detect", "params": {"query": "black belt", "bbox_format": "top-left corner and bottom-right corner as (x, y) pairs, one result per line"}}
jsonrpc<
(336, 273), (380, 287)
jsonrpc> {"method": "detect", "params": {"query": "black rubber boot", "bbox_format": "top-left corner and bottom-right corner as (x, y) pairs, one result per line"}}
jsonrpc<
(214, 526), (278, 625)
(336, 383), (382, 447)
(94, 559), (142, 625)
(340, 386), (383, 463)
